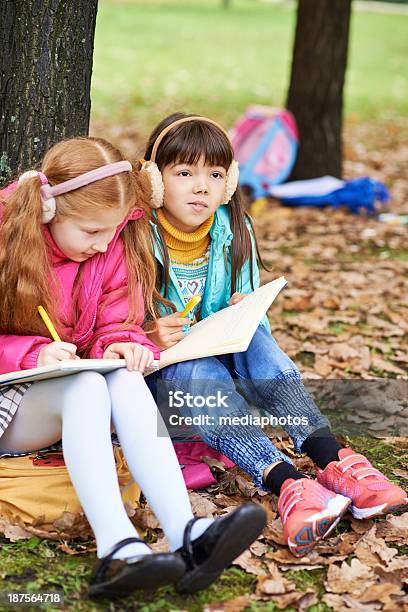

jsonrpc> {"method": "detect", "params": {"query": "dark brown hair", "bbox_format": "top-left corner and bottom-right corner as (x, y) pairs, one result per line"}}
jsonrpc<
(143, 112), (268, 300)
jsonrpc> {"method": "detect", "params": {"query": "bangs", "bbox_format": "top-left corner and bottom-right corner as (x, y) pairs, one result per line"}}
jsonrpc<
(156, 122), (233, 169)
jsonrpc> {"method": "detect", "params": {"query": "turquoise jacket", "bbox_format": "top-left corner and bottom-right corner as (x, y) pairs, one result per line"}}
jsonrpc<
(150, 205), (271, 333)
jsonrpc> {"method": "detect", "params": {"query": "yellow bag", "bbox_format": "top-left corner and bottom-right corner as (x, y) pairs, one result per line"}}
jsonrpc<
(0, 447), (140, 530)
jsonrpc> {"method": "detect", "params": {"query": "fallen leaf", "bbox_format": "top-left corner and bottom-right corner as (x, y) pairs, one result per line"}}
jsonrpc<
(376, 512), (408, 541)
(250, 540), (268, 557)
(188, 492), (218, 517)
(0, 521), (33, 541)
(350, 517), (375, 534)
(256, 562), (295, 595)
(355, 526), (398, 567)
(325, 558), (376, 597)
(150, 536), (169, 553)
(200, 456), (226, 472)
(204, 595), (252, 612)
(323, 593), (382, 611)
(267, 547), (325, 565)
(263, 517), (286, 546)
(235, 475), (258, 498)
(391, 468), (408, 479)
(133, 506), (160, 529)
(232, 549), (267, 576)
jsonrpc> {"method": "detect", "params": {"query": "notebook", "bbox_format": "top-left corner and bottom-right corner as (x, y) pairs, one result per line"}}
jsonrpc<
(0, 276), (287, 386)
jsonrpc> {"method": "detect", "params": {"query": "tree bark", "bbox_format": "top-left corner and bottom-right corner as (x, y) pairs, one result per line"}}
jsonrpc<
(0, 0), (98, 186)
(286, 0), (352, 179)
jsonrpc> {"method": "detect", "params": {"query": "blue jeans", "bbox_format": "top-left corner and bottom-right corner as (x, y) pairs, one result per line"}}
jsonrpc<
(146, 326), (330, 489)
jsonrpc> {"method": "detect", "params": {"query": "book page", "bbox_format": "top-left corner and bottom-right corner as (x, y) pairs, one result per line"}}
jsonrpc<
(158, 276), (287, 369)
(0, 359), (159, 387)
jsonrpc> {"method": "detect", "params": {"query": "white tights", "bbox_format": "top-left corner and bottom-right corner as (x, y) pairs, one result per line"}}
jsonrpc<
(0, 370), (212, 559)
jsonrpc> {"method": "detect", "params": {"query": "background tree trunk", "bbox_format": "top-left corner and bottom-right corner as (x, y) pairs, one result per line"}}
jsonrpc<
(286, 0), (352, 179)
(0, 0), (98, 186)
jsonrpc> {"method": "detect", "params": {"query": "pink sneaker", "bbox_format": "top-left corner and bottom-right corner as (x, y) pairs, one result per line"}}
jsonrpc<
(278, 478), (351, 557)
(316, 448), (408, 519)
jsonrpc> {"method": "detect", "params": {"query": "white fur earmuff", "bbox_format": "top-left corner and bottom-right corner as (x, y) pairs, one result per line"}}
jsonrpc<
(140, 161), (165, 209)
(224, 160), (239, 204)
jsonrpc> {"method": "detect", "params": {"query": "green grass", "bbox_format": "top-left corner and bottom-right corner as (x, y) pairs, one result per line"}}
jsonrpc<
(0, 437), (406, 611)
(0, 541), (257, 611)
(91, 0), (408, 130)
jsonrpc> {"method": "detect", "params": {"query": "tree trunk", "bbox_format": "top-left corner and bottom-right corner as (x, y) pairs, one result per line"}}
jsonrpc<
(286, 0), (352, 179)
(0, 0), (98, 186)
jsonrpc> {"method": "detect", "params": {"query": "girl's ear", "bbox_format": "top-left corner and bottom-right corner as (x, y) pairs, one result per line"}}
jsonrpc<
(224, 160), (240, 204)
(140, 161), (164, 208)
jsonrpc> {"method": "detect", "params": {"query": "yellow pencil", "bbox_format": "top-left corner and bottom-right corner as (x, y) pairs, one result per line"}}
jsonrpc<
(180, 295), (201, 318)
(38, 305), (61, 342)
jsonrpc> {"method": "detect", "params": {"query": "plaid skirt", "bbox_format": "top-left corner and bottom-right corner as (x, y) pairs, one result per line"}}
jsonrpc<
(0, 383), (31, 440)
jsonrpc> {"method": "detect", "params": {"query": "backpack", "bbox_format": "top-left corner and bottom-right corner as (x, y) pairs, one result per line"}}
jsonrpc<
(0, 446), (140, 530)
(0, 440), (234, 533)
(230, 105), (298, 199)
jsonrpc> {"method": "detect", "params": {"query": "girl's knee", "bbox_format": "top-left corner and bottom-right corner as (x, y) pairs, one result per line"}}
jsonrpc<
(105, 368), (147, 396)
(64, 370), (109, 399)
(56, 371), (111, 420)
(106, 368), (144, 384)
(243, 328), (300, 378)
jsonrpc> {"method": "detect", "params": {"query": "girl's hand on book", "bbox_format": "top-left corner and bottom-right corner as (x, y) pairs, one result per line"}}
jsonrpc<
(147, 313), (190, 350)
(103, 342), (154, 373)
(38, 342), (79, 367)
(229, 293), (247, 306)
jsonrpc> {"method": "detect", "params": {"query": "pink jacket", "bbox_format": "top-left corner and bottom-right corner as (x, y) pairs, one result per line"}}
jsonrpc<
(0, 187), (160, 374)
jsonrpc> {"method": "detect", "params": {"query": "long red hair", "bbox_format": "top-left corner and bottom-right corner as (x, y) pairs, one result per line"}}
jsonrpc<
(0, 137), (160, 336)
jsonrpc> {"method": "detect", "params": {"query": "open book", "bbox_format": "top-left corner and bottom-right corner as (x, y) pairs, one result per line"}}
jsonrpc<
(0, 276), (286, 387)
(156, 275), (287, 369)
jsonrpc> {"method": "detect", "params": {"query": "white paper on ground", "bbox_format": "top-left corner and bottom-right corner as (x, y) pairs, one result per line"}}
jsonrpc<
(269, 176), (344, 199)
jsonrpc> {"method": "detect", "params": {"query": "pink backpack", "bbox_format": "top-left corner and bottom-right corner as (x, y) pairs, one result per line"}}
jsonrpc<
(173, 439), (235, 490)
(230, 106), (298, 199)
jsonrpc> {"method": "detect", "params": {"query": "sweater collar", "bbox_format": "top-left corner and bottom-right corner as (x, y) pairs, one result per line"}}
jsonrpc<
(156, 209), (214, 244)
(156, 209), (214, 264)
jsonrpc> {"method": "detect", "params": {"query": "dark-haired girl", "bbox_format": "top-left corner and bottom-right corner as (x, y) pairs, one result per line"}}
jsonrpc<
(141, 113), (407, 558)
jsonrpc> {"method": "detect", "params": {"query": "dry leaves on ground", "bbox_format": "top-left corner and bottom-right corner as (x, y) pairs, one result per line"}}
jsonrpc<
(0, 121), (407, 608)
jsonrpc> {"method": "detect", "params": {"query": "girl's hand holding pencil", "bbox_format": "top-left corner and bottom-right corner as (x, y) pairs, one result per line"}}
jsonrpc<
(37, 305), (79, 366)
(145, 312), (190, 350)
(144, 296), (200, 350)
(37, 342), (79, 367)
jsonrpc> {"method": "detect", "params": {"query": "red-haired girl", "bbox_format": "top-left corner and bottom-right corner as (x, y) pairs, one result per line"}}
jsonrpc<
(0, 137), (265, 598)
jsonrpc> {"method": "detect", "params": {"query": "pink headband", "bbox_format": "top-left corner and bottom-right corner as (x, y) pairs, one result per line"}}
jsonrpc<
(18, 161), (132, 224)
(40, 161), (132, 202)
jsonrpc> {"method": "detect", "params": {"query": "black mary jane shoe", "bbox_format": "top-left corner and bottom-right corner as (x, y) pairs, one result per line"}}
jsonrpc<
(176, 503), (266, 594)
(89, 537), (186, 599)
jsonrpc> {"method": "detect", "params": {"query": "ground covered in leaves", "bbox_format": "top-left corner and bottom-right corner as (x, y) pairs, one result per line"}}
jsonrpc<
(0, 120), (407, 611)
